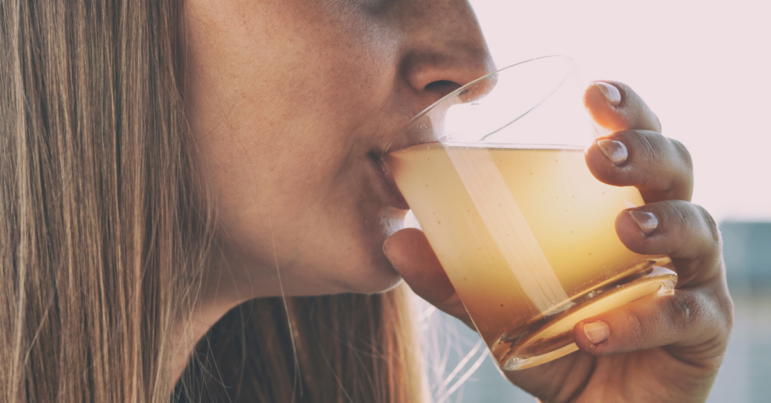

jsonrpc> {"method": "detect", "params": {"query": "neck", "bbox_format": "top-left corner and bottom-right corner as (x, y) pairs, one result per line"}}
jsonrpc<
(168, 244), (340, 387)
(170, 294), (246, 385)
(168, 247), (290, 387)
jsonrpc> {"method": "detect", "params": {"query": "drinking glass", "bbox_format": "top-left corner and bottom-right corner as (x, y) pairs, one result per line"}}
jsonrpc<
(383, 56), (677, 371)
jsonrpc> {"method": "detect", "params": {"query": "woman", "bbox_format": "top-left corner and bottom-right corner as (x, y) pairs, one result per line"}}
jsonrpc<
(1, 0), (733, 402)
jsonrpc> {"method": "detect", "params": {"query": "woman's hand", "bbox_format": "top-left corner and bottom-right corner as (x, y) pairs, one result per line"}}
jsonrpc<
(383, 81), (733, 403)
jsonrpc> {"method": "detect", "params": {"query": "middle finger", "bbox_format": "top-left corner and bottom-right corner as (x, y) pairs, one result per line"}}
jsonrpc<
(585, 130), (694, 202)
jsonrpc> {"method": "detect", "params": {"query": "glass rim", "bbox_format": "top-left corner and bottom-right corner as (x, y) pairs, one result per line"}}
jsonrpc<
(385, 55), (576, 153)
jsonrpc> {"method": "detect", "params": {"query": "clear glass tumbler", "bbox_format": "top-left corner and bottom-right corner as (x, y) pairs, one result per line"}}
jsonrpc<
(383, 56), (677, 370)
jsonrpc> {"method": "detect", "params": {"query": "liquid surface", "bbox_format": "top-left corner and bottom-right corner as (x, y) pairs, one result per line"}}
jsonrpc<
(385, 143), (662, 366)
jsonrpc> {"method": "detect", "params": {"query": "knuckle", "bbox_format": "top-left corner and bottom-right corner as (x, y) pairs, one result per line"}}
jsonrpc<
(669, 292), (699, 331)
(669, 138), (694, 173)
(693, 203), (721, 244)
(617, 130), (659, 165)
(666, 201), (692, 234)
(705, 282), (734, 337)
(626, 308), (648, 347)
(721, 292), (735, 332)
(661, 202), (722, 260)
(635, 131), (660, 163)
(712, 288), (734, 335)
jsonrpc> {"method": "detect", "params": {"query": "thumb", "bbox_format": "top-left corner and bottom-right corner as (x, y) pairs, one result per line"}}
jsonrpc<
(572, 287), (725, 365)
(383, 228), (472, 327)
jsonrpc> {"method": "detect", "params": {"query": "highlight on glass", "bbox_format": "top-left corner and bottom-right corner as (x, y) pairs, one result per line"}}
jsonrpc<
(383, 56), (677, 371)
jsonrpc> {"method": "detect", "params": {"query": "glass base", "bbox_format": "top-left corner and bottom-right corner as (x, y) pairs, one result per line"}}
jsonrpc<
(499, 265), (678, 371)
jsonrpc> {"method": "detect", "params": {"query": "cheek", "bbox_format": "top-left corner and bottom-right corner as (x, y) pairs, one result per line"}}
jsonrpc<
(185, 0), (397, 194)
(185, 1), (403, 292)
(201, 78), (390, 232)
(195, 86), (380, 274)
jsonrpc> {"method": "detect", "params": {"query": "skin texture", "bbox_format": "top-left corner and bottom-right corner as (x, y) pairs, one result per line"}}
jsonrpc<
(185, 0), (493, 299)
(180, 0), (733, 401)
(176, 0), (495, 381)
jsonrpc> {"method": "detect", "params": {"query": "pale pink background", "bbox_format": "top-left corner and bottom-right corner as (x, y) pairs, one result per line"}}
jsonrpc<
(472, 0), (771, 223)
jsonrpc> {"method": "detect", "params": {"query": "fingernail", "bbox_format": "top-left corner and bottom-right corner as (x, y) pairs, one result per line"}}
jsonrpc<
(584, 321), (610, 344)
(629, 210), (659, 235)
(597, 139), (628, 165)
(594, 82), (621, 106)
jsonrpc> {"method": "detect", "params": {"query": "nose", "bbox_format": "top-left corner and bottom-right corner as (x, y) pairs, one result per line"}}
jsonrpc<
(398, 0), (496, 104)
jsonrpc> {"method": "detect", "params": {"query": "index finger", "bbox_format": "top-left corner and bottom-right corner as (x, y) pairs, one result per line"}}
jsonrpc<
(585, 81), (661, 133)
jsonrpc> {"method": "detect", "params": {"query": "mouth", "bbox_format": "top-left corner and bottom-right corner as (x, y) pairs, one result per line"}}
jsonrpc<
(368, 151), (409, 210)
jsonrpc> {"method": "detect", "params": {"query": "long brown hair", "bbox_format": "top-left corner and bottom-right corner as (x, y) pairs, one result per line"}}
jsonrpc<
(177, 289), (423, 403)
(0, 1), (423, 402)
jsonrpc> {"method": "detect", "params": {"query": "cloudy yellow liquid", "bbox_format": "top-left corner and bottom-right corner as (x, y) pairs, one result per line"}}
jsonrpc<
(385, 143), (673, 369)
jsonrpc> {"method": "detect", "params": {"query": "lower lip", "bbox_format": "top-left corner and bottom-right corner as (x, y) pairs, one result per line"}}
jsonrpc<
(369, 153), (409, 210)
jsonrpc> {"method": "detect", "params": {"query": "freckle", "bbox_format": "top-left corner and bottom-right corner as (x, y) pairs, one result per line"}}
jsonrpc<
(570, 231), (574, 233)
(602, 192), (606, 195)
(437, 220), (441, 225)
(425, 184), (429, 188)
(478, 246), (482, 250)
(572, 195), (575, 198)
(464, 277), (467, 281)
(588, 252), (592, 255)
(500, 304), (504, 307)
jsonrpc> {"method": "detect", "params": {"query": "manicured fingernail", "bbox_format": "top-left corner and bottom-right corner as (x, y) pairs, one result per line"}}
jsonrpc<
(629, 210), (658, 235)
(584, 321), (610, 344)
(594, 82), (621, 106)
(597, 139), (628, 165)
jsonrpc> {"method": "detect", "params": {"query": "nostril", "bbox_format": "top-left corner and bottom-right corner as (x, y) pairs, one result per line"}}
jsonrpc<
(424, 80), (461, 99)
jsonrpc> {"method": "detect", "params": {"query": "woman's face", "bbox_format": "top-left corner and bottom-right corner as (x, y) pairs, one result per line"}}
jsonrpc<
(185, 0), (493, 298)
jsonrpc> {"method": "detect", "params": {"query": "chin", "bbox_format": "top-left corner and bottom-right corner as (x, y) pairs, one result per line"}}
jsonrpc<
(355, 261), (404, 294)
(314, 206), (407, 295)
(333, 233), (405, 295)
(327, 249), (403, 295)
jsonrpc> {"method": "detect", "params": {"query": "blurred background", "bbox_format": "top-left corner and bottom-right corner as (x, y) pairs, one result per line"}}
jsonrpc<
(420, 1), (771, 401)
